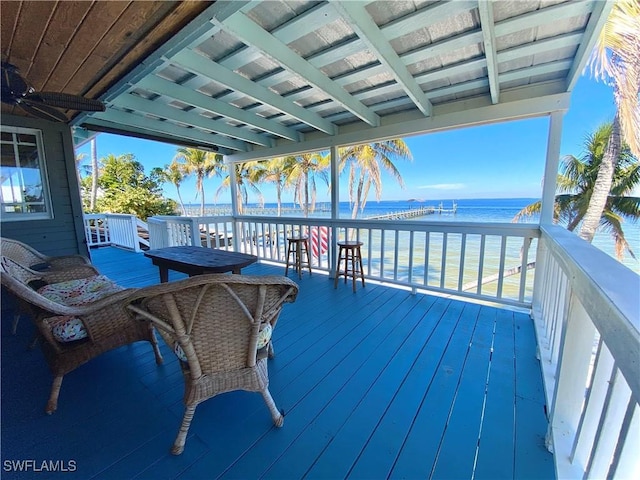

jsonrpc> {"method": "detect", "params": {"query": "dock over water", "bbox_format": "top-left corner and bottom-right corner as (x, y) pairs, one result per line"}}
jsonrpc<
(366, 202), (457, 220)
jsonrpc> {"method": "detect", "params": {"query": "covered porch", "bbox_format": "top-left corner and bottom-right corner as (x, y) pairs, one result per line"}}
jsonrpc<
(1, 1), (638, 478)
(2, 246), (552, 479)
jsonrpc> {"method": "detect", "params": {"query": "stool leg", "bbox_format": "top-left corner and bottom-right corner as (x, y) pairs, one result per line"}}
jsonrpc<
(344, 248), (349, 284)
(303, 239), (312, 276)
(334, 246), (343, 289)
(350, 248), (357, 293)
(356, 247), (365, 288)
(295, 241), (302, 279)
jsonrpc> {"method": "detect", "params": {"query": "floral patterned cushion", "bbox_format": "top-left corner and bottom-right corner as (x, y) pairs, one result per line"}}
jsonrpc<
(46, 316), (88, 343)
(37, 275), (124, 306)
(257, 323), (272, 349)
(173, 323), (273, 363)
(174, 343), (188, 362)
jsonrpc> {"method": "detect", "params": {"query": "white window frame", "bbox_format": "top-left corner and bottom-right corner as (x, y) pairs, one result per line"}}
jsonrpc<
(0, 126), (53, 221)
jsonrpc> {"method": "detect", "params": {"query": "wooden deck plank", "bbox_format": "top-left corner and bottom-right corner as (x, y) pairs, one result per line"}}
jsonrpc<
(474, 308), (517, 479)
(183, 288), (414, 478)
(0, 247), (555, 479)
(513, 312), (555, 478)
(262, 294), (442, 479)
(324, 296), (452, 479)
(387, 302), (481, 479)
(429, 305), (496, 479)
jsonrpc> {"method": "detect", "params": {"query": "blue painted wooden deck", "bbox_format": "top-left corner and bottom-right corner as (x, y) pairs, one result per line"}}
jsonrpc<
(1, 246), (555, 479)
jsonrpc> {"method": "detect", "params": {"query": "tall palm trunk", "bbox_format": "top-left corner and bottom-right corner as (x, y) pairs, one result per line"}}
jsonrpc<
(276, 182), (282, 216)
(176, 187), (187, 216)
(198, 175), (205, 216)
(351, 174), (365, 219)
(579, 114), (621, 242)
(90, 138), (98, 211)
(304, 170), (310, 218)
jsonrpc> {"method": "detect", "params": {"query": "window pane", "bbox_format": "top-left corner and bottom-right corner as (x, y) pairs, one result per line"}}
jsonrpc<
(0, 127), (52, 220)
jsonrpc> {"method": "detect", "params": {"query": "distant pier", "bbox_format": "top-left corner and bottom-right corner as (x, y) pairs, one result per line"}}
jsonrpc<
(367, 206), (435, 220)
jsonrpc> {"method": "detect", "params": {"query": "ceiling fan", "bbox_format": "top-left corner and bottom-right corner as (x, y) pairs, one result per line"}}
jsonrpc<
(1, 61), (105, 122)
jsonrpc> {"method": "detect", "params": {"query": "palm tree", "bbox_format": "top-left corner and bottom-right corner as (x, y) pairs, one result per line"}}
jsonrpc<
(253, 157), (297, 216)
(90, 138), (99, 211)
(156, 161), (187, 215)
(514, 123), (640, 259)
(288, 153), (330, 217)
(74, 152), (86, 185)
(579, 0), (639, 242)
(173, 148), (223, 216)
(339, 140), (413, 219)
(216, 161), (263, 215)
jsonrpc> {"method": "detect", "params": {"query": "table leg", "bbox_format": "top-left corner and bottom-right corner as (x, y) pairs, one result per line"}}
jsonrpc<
(159, 267), (169, 283)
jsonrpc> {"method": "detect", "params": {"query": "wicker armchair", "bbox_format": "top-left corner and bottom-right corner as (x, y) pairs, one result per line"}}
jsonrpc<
(1, 237), (92, 270)
(127, 274), (299, 455)
(0, 256), (163, 414)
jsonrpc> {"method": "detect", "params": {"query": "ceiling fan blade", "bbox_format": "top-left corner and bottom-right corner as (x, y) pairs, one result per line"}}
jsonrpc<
(1, 62), (28, 97)
(28, 91), (105, 112)
(17, 100), (68, 122)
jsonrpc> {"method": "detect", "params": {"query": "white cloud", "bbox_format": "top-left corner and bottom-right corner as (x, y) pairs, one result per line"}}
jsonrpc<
(418, 183), (466, 190)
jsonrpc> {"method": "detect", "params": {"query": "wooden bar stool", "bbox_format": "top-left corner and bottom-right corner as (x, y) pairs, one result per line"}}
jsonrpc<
(285, 236), (311, 279)
(334, 241), (365, 292)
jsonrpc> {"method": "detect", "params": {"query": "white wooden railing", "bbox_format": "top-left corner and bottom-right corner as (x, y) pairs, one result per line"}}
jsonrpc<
(147, 215), (235, 250)
(532, 225), (639, 479)
(147, 214), (539, 308)
(83, 213), (149, 252)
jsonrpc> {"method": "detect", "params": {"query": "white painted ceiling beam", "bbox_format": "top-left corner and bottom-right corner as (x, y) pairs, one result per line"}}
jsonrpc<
(500, 59), (574, 84)
(495, 0), (595, 38)
(82, 118), (232, 155)
(478, 1), (500, 104)
(326, 58), (572, 125)
(137, 75), (302, 142)
(92, 109), (246, 152)
(110, 94), (268, 149)
(218, 11), (380, 127)
(216, 3), (340, 71)
(380, 1), (477, 39)
(498, 32), (584, 63)
(226, 88), (571, 163)
(209, 0), (476, 109)
(218, 24), (582, 127)
(330, 1), (433, 116)
(172, 49), (337, 135)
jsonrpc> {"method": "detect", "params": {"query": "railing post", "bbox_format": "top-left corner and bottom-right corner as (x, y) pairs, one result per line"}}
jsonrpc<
(232, 218), (242, 253)
(130, 214), (141, 252)
(545, 293), (596, 470)
(189, 218), (200, 247)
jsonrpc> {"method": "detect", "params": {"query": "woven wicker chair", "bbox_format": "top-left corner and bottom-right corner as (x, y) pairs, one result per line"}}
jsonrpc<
(127, 274), (299, 455)
(0, 256), (163, 414)
(1, 236), (92, 270)
(1, 237), (95, 334)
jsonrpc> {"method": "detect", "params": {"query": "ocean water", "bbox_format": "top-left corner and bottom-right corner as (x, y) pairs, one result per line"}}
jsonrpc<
(184, 198), (640, 274)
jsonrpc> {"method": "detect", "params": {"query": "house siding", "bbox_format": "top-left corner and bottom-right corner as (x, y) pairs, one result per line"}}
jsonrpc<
(1, 114), (88, 257)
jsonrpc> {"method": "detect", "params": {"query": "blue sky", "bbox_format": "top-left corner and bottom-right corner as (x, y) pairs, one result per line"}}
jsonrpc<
(75, 73), (618, 205)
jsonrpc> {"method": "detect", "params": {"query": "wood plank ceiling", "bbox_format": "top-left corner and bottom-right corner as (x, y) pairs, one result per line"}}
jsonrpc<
(0, 1), (211, 124)
(1, 1), (612, 161)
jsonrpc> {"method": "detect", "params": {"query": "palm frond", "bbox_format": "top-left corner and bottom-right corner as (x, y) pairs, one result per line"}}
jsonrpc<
(602, 209), (637, 259)
(512, 201), (541, 222)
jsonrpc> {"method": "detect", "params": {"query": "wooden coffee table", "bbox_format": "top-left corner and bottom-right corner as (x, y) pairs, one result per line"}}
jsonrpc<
(144, 246), (258, 283)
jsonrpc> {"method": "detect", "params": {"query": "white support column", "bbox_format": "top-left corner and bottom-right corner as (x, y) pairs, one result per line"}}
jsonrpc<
(330, 145), (340, 278)
(540, 111), (564, 224)
(229, 160), (242, 252)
